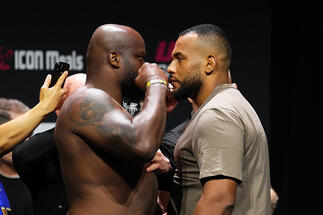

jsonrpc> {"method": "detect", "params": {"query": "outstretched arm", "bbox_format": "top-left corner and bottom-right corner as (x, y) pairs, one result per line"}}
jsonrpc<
(0, 71), (67, 157)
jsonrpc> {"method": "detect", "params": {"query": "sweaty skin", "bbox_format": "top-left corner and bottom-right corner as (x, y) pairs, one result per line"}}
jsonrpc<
(54, 24), (168, 215)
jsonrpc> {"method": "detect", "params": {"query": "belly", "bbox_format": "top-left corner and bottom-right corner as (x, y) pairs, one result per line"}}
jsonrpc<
(66, 164), (158, 215)
(57, 134), (158, 215)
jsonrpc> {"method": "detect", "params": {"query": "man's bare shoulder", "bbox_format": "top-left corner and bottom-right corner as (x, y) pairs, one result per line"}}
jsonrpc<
(67, 87), (110, 104)
(60, 86), (116, 122)
(57, 87), (132, 138)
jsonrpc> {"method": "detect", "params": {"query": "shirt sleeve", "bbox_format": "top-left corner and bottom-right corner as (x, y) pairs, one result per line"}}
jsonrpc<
(192, 108), (244, 182)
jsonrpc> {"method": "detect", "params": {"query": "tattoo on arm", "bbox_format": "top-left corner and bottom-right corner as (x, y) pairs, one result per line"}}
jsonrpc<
(68, 96), (135, 144)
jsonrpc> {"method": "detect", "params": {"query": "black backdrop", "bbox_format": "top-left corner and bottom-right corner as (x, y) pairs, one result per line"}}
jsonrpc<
(0, 7), (270, 134)
(1, 5), (321, 214)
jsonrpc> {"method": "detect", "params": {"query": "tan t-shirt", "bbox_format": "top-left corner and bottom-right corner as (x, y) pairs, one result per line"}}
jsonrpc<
(173, 84), (271, 215)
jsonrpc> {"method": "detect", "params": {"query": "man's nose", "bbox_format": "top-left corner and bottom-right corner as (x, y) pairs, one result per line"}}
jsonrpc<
(167, 61), (175, 75)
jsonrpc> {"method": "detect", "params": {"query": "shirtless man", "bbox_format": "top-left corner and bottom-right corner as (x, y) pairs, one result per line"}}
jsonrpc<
(54, 24), (168, 215)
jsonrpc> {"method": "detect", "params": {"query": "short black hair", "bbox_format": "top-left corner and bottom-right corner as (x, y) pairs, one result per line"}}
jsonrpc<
(179, 24), (232, 63)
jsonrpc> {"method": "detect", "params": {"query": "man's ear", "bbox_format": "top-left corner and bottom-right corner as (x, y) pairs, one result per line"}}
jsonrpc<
(205, 55), (216, 75)
(109, 51), (120, 68)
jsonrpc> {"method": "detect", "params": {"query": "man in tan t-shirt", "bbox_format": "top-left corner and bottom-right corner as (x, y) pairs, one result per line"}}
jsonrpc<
(167, 24), (271, 215)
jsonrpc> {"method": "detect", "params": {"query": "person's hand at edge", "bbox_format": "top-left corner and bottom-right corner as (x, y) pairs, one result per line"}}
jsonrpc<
(38, 71), (68, 115)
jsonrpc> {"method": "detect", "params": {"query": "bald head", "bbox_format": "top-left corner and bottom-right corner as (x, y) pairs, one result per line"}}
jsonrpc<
(89, 24), (143, 50)
(63, 73), (86, 96)
(86, 24), (145, 76)
(55, 73), (86, 116)
(85, 24), (146, 101)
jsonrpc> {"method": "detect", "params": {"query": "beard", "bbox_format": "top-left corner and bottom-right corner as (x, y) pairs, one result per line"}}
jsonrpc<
(122, 68), (145, 103)
(172, 71), (201, 101)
